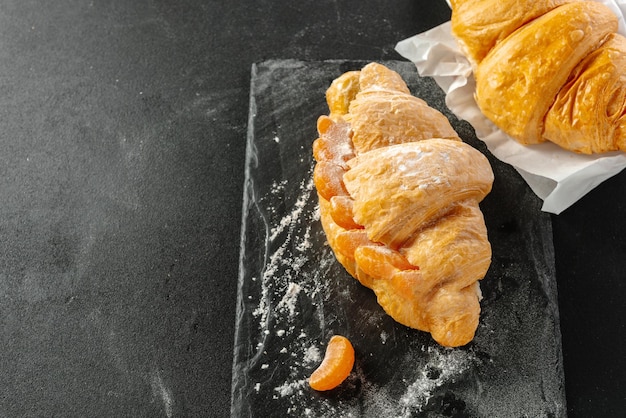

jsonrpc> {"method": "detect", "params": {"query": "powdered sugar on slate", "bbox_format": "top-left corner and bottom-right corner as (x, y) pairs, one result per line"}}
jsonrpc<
(232, 60), (565, 418)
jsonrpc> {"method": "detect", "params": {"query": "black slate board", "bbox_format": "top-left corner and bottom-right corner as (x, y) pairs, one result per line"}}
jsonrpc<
(231, 60), (566, 417)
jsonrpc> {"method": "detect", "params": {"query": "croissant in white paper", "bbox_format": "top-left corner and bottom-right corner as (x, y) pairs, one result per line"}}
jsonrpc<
(451, 0), (626, 154)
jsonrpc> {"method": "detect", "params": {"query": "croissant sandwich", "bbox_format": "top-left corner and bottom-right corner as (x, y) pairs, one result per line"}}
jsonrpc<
(312, 63), (494, 347)
(450, 0), (626, 154)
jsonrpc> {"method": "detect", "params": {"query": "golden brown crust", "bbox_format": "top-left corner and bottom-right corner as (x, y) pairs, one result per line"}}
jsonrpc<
(348, 91), (460, 153)
(344, 140), (492, 249)
(313, 63), (494, 347)
(451, 0), (626, 154)
(450, 0), (576, 66)
(544, 33), (626, 153)
(474, 1), (618, 145)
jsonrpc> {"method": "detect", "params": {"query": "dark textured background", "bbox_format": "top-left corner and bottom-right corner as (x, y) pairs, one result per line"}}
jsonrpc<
(0, 0), (623, 417)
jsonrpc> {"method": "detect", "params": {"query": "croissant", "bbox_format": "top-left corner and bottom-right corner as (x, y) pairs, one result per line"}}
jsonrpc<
(450, 0), (626, 154)
(312, 63), (494, 347)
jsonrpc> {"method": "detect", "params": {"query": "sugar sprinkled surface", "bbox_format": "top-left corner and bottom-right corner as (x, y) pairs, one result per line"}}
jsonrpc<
(232, 60), (565, 418)
(238, 168), (342, 410)
(235, 154), (485, 417)
(398, 347), (475, 414)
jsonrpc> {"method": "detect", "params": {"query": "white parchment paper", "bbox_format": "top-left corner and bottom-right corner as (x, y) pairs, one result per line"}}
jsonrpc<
(396, 0), (626, 214)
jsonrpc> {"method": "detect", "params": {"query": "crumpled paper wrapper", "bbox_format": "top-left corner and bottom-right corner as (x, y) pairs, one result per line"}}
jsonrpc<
(396, 0), (626, 214)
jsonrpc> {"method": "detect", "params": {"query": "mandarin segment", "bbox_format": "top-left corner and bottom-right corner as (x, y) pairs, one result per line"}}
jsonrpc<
(329, 196), (362, 230)
(313, 117), (355, 166)
(334, 230), (376, 261)
(309, 335), (355, 391)
(316, 114), (333, 135)
(354, 245), (417, 281)
(313, 161), (348, 201)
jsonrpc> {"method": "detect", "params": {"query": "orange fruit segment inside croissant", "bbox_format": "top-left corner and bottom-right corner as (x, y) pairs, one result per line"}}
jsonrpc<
(312, 63), (494, 347)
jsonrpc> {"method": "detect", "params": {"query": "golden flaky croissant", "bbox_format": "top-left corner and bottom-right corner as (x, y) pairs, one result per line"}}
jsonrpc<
(312, 63), (494, 347)
(450, 0), (626, 154)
